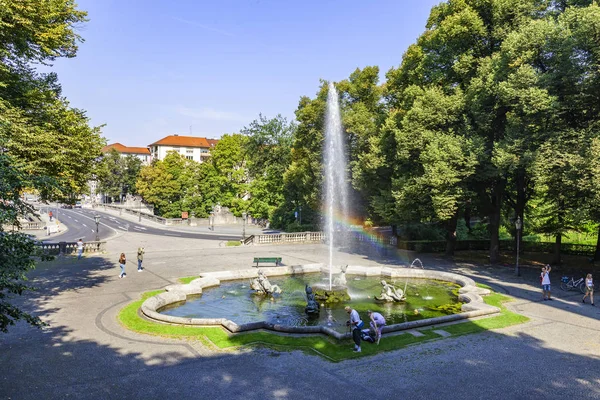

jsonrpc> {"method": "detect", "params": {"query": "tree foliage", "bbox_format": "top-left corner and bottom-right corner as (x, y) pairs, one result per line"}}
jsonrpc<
(0, 0), (103, 332)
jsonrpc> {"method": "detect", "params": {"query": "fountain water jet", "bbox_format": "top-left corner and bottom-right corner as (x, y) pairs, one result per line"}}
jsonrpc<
(324, 82), (350, 290)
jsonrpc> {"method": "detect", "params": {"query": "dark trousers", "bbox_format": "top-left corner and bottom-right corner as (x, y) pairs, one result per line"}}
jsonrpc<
(352, 327), (361, 347)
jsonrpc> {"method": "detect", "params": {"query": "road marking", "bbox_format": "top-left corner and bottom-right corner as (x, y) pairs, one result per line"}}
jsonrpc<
(91, 230), (95, 233)
(118, 226), (128, 230)
(68, 216), (72, 219)
(164, 233), (181, 237)
(82, 224), (87, 227)
(74, 219), (78, 222)
(133, 226), (147, 230)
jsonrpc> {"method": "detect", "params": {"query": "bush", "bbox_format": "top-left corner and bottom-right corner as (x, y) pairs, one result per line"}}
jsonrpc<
(284, 221), (316, 232)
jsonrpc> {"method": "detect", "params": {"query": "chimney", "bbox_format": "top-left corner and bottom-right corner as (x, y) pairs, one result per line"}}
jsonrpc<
(173, 134), (178, 136)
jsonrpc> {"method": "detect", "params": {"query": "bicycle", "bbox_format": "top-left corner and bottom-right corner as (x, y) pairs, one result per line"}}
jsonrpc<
(560, 276), (586, 293)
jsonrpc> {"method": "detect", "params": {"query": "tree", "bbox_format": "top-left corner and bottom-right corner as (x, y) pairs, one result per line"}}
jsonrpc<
(241, 114), (295, 220)
(136, 152), (185, 217)
(208, 134), (250, 215)
(0, 0), (104, 332)
(0, 153), (47, 332)
(96, 150), (142, 201)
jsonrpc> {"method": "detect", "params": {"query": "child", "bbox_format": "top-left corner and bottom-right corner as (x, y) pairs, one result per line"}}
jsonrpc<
(582, 273), (594, 306)
(118, 253), (127, 278)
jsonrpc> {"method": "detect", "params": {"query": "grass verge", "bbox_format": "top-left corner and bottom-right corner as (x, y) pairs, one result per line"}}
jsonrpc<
(178, 276), (197, 284)
(118, 288), (528, 362)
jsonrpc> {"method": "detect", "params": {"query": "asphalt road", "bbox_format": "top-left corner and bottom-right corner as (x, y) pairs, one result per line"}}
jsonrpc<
(44, 207), (240, 242)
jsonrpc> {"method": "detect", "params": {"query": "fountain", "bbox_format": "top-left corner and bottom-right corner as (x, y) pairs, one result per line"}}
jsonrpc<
(136, 83), (500, 341)
(309, 82), (353, 302)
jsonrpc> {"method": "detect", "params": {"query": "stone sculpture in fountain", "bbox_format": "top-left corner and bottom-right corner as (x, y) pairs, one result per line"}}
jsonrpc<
(250, 270), (282, 295)
(332, 265), (348, 287)
(304, 285), (320, 315)
(375, 280), (406, 302)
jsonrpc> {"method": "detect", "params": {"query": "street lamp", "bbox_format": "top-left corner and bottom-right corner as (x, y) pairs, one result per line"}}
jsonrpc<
(94, 214), (101, 241)
(242, 212), (247, 240)
(515, 216), (522, 276)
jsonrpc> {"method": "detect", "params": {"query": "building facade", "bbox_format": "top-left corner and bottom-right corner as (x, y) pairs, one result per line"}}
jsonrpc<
(101, 143), (152, 164)
(149, 135), (218, 163)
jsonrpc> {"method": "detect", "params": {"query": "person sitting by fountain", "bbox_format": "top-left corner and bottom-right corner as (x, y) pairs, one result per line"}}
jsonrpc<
(376, 280), (405, 302)
(305, 285), (320, 315)
(345, 306), (364, 352)
(367, 310), (386, 345)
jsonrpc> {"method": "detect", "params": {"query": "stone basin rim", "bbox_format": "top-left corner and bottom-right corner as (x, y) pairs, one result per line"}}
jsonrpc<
(140, 264), (500, 340)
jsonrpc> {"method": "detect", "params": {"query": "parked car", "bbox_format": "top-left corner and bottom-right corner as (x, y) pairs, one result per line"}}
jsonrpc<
(74, 202), (82, 208)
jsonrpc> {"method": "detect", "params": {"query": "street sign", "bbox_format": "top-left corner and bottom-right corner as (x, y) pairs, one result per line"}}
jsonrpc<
(182, 212), (188, 219)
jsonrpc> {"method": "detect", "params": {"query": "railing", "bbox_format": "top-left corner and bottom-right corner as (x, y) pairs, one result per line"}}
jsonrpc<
(2, 221), (46, 231)
(38, 241), (107, 255)
(244, 232), (326, 245)
(242, 230), (597, 257)
(96, 204), (259, 227)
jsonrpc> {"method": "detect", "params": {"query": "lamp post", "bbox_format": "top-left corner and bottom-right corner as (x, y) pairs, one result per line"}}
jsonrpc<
(94, 214), (100, 241)
(515, 216), (522, 276)
(242, 212), (247, 240)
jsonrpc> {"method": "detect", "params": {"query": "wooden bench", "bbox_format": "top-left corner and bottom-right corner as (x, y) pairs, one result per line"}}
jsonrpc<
(253, 257), (282, 267)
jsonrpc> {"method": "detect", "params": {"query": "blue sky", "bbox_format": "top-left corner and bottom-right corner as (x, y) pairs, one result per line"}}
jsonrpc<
(45, 0), (441, 146)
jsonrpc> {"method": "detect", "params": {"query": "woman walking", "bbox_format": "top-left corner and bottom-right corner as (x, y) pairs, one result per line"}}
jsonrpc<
(118, 253), (127, 278)
(582, 273), (594, 306)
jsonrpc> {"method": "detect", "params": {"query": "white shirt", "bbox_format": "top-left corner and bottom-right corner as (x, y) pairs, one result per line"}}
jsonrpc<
(541, 272), (550, 285)
(349, 309), (362, 327)
(77, 240), (83, 250)
(586, 278), (593, 288)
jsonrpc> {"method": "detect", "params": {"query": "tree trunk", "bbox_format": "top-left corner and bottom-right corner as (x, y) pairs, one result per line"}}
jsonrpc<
(594, 225), (600, 262)
(445, 212), (459, 257)
(553, 234), (562, 265)
(488, 179), (505, 265)
(464, 201), (472, 234)
(515, 169), (526, 257)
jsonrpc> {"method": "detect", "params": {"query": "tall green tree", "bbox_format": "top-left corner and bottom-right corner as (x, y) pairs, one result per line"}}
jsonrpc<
(96, 150), (142, 201)
(241, 114), (295, 220)
(0, 0), (102, 332)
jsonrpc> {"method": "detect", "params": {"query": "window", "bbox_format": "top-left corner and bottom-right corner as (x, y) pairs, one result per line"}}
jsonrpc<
(186, 156), (193, 160)
(186, 149), (193, 154)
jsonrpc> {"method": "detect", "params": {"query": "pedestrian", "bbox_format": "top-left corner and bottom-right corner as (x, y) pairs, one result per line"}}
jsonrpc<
(367, 310), (386, 345)
(582, 273), (594, 306)
(541, 265), (552, 301)
(345, 306), (364, 352)
(76, 238), (84, 260)
(137, 247), (144, 272)
(49, 210), (53, 222)
(118, 253), (127, 278)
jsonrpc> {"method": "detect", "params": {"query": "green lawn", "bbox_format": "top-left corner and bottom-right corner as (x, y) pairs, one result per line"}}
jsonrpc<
(118, 285), (528, 362)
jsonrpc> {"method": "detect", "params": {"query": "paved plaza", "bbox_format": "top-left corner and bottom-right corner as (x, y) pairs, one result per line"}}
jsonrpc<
(1, 232), (600, 399)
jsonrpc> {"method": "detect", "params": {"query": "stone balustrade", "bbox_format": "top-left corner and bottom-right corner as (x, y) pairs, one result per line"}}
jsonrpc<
(38, 241), (106, 255)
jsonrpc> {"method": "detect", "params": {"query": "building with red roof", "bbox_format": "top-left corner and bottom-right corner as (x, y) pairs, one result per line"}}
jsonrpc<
(148, 134), (219, 163)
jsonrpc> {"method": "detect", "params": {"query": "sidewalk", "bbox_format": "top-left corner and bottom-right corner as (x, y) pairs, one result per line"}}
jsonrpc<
(24, 209), (69, 241)
(1, 240), (598, 399)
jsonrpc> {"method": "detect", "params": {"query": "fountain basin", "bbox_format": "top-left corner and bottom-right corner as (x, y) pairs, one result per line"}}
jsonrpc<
(140, 264), (499, 340)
